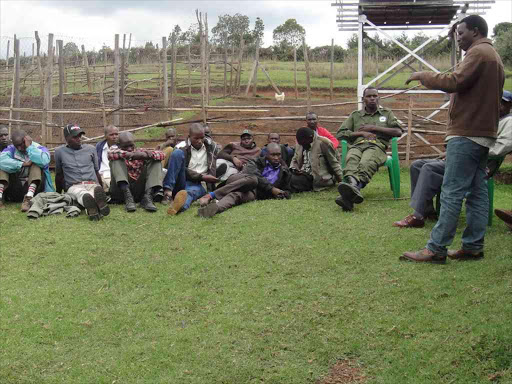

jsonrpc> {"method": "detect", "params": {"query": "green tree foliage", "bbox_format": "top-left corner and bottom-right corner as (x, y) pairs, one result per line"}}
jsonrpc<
(62, 42), (80, 58)
(211, 13), (250, 47)
(253, 17), (264, 43)
(273, 18), (306, 48)
(310, 45), (345, 62)
(493, 22), (512, 38)
(495, 29), (512, 66)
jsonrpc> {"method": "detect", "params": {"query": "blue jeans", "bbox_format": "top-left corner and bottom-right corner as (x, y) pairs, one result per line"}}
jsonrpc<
(426, 137), (489, 255)
(162, 149), (206, 211)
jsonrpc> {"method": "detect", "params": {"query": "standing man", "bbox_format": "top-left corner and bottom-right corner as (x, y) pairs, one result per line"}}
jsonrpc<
(108, 132), (164, 212)
(335, 87), (402, 211)
(0, 130), (54, 211)
(55, 124), (109, 221)
(96, 124), (119, 192)
(306, 112), (339, 148)
(401, 15), (504, 263)
(0, 126), (10, 152)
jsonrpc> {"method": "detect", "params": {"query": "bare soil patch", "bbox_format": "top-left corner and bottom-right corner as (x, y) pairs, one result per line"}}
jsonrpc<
(316, 359), (367, 384)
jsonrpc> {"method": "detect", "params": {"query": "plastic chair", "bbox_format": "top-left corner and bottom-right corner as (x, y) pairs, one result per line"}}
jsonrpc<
(340, 137), (400, 199)
(435, 155), (505, 227)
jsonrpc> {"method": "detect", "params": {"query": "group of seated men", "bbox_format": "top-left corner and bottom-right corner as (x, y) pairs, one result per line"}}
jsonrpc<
(1, 86), (511, 228)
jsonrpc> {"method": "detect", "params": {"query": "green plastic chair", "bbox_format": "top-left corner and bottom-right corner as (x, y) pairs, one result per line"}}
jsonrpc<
(340, 137), (400, 199)
(435, 155), (505, 227)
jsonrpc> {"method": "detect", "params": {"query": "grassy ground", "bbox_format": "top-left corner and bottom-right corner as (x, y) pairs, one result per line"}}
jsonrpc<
(1, 169), (512, 383)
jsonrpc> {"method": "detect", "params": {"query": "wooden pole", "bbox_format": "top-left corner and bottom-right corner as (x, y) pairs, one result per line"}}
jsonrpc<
(260, 67), (281, 95)
(293, 47), (298, 99)
(303, 38), (311, 113)
(406, 97), (413, 166)
(81, 44), (93, 93)
(99, 81), (107, 129)
(245, 60), (258, 96)
(330, 38), (334, 100)
(5, 39), (9, 71)
(223, 43), (227, 96)
(197, 11), (206, 124)
(126, 33), (132, 65)
(113, 34), (120, 126)
(205, 13), (210, 108)
(57, 40), (65, 128)
(252, 39), (260, 97)
(162, 36), (169, 121)
(169, 38), (175, 120)
(229, 44), (234, 94)
(9, 37), (19, 133)
(120, 47), (126, 126)
(188, 44), (192, 95)
(46, 33), (54, 134)
(35, 31), (44, 97)
(236, 37), (244, 95)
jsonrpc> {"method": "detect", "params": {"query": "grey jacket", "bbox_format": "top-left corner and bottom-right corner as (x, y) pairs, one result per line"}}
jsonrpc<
(27, 192), (81, 219)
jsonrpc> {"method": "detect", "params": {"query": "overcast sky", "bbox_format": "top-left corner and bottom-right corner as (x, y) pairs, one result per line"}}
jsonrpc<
(1, 0), (511, 56)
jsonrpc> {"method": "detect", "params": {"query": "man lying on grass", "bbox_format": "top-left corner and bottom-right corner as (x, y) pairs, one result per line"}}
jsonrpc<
(197, 142), (291, 218)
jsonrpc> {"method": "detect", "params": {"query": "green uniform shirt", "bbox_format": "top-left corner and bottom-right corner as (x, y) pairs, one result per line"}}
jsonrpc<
(336, 107), (402, 148)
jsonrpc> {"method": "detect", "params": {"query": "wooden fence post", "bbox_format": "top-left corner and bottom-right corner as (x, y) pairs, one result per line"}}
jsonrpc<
(205, 13), (210, 107)
(293, 47), (298, 99)
(4, 39), (9, 97)
(330, 39), (334, 100)
(223, 43), (227, 97)
(57, 40), (65, 128)
(236, 37), (244, 95)
(162, 36), (169, 121)
(113, 34), (120, 126)
(10, 37), (21, 132)
(252, 39), (260, 97)
(46, 33), (54, 135)
(81, 44), (93, 93)
(406, 97), (413, 166)
(170, 38), (175, 120)
(35, 31), (44, 97)
(303, 38), (311, 113)
(229, 44), (234, 94)
(188, 44), (192, 95)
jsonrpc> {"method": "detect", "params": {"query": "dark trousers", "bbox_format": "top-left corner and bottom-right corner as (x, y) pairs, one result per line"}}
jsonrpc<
(214, 173), (258, 213)
(110, 159), (163, 203)
(290, 173), (314, 193)
(409, 159), (446, 216)
(0, 164), (44, 202)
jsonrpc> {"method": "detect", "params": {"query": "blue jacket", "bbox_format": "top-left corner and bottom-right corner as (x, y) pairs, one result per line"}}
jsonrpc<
(0, 141), (55, 192)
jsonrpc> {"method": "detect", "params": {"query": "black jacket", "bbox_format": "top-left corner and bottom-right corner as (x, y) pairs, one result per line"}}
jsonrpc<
(242, 157), (291, 199)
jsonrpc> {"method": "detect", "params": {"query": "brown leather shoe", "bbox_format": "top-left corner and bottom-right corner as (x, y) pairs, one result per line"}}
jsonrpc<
(400, 248), (446, 264)
(167, 190), (188, 215)
(21, 195), (32, 212)
(495, 209), (512, 225)
(0, 199), (5, 209)
(447, 249), (484, 260)
(393, 214), (425, 228)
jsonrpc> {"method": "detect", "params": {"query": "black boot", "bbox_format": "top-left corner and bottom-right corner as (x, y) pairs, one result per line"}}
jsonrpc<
(337, 176), (364, 205)
(140, 189), (157, 212)
(123, 188), (137, 212)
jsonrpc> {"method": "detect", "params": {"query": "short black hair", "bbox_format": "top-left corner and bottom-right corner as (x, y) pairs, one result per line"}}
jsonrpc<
(460, 15), (488, 38)
(363, 86), (378, 96)
(11, 130), (26, 143)
(296, 127), (314, 142)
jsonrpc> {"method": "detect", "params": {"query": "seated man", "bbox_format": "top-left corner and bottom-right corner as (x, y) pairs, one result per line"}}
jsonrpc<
(335, 86), (402, 211)
(162, 123), (219, 215)
(197, 142), (291, 217)
(306, 112), (339, 148)
(289, 127), (343, 193)
(0, 125), (9, 152)
(0, 129), (54, 211)
(108, 132), (164, 212)
(156, 127), (178, 168)
(260, 133), (294, 166)
(55, 124), (109, 221)
(394, 90), (512, 228)
(216, 129), (261, 180)
(95, 124), (119, 192)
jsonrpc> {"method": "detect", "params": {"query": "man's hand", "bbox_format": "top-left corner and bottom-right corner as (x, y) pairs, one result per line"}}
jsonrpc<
(232, 157), (243, 170)
(22, 160), (32, 167)
(24, 136), (33, 149)
(360, 131), (377, 140)
(405, 72), (422, 85)
(271, 187), (285, 198)
(202, 174), (219, 184)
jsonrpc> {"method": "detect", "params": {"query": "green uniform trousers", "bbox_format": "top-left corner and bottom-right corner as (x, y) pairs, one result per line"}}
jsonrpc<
(109, 159), (163, 203)
(344, 141), (387, 184)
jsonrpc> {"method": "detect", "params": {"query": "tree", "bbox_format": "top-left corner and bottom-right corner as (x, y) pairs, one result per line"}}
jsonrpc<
(273, 18), (305, 49)
(62, 42), (80, 58)
(493, 22), (512, 38)
(495, 29), (512, 65)
(211, 13), (250, 47)
(253, 17), (264, 43)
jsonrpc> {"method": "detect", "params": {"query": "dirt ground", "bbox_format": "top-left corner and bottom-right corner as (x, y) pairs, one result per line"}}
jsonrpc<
(316, 359), (367, 384)
(0, 85), (452, 161)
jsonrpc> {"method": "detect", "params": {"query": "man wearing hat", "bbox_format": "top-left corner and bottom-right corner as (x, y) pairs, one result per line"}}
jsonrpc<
(394, 90), (512, 231)
(0, 129), (54, 211)
(216, 128), (261, 181)
(55, 124), (109, 221)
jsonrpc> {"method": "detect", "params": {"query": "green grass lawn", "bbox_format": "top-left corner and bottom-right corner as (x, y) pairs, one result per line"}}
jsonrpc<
(1, 169), (512, 383)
